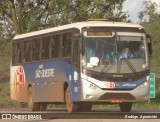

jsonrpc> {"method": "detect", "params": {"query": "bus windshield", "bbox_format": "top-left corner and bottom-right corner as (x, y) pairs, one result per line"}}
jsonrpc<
(82, 30), (149, 76)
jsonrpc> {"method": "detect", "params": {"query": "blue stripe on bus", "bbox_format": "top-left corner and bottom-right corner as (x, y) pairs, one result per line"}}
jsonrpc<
(114, 76), (146, 89)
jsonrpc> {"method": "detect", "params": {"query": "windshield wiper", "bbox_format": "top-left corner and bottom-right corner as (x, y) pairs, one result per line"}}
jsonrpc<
(96, 64), (109, 77)
(119, 56), (136, 74)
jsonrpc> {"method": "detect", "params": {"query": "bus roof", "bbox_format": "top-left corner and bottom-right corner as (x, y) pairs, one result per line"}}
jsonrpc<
(13, 21), (143, 40)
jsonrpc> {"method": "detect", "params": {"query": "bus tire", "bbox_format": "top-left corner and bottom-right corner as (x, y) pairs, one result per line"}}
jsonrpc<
(27, 86), (40, 111)
(40, 104), (47, 111)
(65, 87), (78, 113)
(119, 102), (132, 112)
(16, 102), (27, 108)
(79, 103), (92, 112)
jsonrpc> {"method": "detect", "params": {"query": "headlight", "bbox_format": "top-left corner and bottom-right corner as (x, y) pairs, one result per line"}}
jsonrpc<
(83, 80), (97, 89)
(140, 81), (149, 88)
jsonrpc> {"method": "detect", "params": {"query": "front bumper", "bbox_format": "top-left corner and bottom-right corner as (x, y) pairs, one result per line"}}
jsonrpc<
(81, 80), (149, 103)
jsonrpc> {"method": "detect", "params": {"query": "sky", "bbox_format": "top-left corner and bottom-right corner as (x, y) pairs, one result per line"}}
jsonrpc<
(123, 0), (160, 23)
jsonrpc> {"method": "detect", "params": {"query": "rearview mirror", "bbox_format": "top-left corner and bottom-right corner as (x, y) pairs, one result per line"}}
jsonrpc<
(146, 34), (152, 55)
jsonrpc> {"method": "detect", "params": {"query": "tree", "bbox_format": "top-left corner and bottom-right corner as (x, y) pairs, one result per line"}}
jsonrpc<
(0, 0), (127, 40)
(138, 0), (160, 22)
(141, 20), (160, 77)
(138, 0), (160, 77)
(0, 0), (51, 37)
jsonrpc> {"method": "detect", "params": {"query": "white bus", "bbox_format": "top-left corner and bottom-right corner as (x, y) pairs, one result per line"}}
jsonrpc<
(10, 20), (152, 113)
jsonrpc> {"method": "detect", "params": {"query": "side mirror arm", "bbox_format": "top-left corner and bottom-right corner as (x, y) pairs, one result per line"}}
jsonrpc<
(147, 34), (152, 55)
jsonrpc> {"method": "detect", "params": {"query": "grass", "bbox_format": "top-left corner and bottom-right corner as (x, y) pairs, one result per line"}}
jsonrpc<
(0, 80), (17, 108)
(134, 102), (160, 109)
(92, 102), (160, 110)
(0, 54), (17, 108)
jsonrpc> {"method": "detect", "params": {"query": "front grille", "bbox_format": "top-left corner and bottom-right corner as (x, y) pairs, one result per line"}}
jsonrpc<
(99, 93), (136, 100)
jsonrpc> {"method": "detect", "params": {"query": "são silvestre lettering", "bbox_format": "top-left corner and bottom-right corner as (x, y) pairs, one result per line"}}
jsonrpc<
(35, 68), (54, 78)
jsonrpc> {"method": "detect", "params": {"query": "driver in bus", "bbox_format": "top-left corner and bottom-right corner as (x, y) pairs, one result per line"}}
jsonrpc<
(120, 47), (135, 59)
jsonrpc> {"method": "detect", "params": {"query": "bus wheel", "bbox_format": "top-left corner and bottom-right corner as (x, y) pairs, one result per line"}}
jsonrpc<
(119, 102), (132, 112)
(16, 102), (27, 108)
(79, 103), (92, 112)
(40, 104), (47, 111)
(65, 87), (78, 113)
(27, 87), (40, 111)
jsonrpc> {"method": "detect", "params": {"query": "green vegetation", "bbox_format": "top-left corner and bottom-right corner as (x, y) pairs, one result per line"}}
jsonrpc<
(142, 20), (160, 78)
(0, 38), (16, 107)
(0, 81), (17, 108)
(0, 0), (127, 38)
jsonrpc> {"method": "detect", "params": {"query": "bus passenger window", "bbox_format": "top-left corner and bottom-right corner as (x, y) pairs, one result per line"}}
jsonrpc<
(42, 37), (50, 60)
(51, 36), (55, 58)
(16, 42), (23, 64)
(23, 41), (26, 62)
(51, 35), (61, 58)
(31, 40), (36, 61)
(72, 39), (79, 63)
(62, 33), (72, 57)
(35, 39), (40, 61)
(25, 41), (31, 62)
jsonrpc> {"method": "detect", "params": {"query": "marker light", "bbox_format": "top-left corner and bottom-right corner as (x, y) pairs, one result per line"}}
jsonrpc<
(146, 75), (150, 81)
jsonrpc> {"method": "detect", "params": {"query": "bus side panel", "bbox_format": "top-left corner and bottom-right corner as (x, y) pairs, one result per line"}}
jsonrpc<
(22, 60), (81, 102)
(69, 68), (81, 102)
(32, 81), (65, 102)
(10, 65), (28, 102)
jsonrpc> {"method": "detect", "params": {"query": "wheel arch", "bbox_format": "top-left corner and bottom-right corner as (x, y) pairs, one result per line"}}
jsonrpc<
(27, 83), (35, 101)
(64, 82), (69, 102)
(27, 83), (32, 89)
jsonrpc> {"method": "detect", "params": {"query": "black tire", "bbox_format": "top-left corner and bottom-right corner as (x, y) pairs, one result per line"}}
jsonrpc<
(16, 102), (27, 108)
(119, 102), (132, 112)
(65, 87), (79, 113)
(40, 104), (47, 111)
(27, 86), (40, 111)
(79, 103), (92, 112)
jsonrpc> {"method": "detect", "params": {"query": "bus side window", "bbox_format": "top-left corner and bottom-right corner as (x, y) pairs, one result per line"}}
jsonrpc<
(51, 35), (61, 58)
(42, 36), (50, 60)
(31, 40), (36, 61)
(62, 33), (72, 57)
(18, 42), (23, 63)
(23, 41), (26, 62)
(12, 43), (17, 64)
(25, 41), (31, 62)
(51, 36), (55, 58)
(35, 39), (40, 61)
(72, 39), (79, 63)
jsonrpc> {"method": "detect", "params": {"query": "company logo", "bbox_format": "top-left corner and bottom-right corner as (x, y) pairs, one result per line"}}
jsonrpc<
(14, 66), (25, 95)
(123, 83), (136, 87)
(35, 64), (54, 78)
(106, 82), (115, 89)
(113, 75), (123, 77)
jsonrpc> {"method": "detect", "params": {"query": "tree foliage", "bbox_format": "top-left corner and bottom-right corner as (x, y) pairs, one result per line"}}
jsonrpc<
(138, 0), (160, 77)
(138, 0), (160, 22)
(142, 20), (160, 77)
(0, 0), (127, 39)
